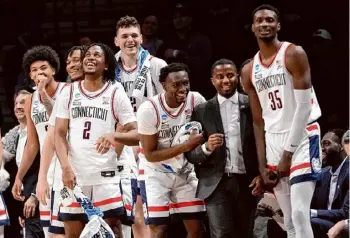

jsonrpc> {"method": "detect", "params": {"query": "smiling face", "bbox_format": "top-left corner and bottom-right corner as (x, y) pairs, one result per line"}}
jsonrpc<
(211, 64), (238, 98)
(115, 26), (142, 56)
(252, 9), (280, 42)
(29, 61), (55, 86)
(163, 70), (190, 106)
(14, 93), (29, 121)
(66, 49), (83, 81)
(83, 45), (107, 76)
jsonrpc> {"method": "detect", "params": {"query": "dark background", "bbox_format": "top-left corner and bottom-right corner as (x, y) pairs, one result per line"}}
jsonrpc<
(0, 0), (348, 133)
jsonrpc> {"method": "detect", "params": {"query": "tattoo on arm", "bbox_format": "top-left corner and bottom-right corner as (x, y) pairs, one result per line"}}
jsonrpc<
(40, 91), (54, 116)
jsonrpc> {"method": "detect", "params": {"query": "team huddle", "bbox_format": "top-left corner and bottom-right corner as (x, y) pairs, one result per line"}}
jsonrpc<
(3, 4), (323, 238)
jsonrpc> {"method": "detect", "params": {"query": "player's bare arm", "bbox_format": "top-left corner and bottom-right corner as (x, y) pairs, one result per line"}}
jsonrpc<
(96, 121), (138, 154)
(55, 117), (75, 189)
(140, 132), (202, 163)
(37, 75), (55, 116)
(36, 125), (55, 205)
(278, 45), (312, 177)
(241, 61), (277, 187)
(12, 94), (40, 201)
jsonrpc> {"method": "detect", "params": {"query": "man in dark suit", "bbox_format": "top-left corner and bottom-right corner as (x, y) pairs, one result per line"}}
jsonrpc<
(310, 129), (349, 238)
(185, 59), (263, 238)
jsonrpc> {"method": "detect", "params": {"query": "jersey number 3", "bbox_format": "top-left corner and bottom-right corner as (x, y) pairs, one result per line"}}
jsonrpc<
(268, 89), (283, 110)
(83, 121), (91, 139)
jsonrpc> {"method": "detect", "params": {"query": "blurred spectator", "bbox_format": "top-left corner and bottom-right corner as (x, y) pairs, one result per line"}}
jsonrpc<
(158, 2), (213, 98)
(2, 90), (44, 238)
(327, 130), (350, 238)
(238, 59), (252, 94)
(79, 35), (94, 46)
(141, 15), (163, 56)
(310, 129), (349, 238)
(342, 130), (349, 156)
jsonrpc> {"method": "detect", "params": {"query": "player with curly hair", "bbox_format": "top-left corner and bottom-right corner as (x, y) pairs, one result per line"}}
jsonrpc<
(54, 43), (139, 237)
(12, 45), (65, 237)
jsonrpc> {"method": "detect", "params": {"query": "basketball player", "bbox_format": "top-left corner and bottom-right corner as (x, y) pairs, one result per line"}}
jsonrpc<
(241, 5), (322, 238)
(12, 46), (64, 236)
(114, 15), (167, 237)
(54, 43), (137, 237)
(137, 63), (206, 237)
(35, 45), (86, 237)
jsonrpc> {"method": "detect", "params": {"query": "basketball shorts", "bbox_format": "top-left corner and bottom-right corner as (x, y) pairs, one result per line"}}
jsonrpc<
(0, 193), (9, 226)
(58, 183), (125, 223)
(39, 201), (50, 228)
(120, 164), (138, 224)
(49, 190), (65, 234)
(265, 122), (322, 185)
(140, 165), (206, 225)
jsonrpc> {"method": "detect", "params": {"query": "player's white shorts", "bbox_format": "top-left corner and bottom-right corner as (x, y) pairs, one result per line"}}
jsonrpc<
(120, 164), (138, 224)
(0, 193), (9, 226)
(140, 165), (206, 225)
(49, 190), (65, 234)
(58, 183), (125, 222)
(39, 201), (50, 228)
(266, 122), (322, 185)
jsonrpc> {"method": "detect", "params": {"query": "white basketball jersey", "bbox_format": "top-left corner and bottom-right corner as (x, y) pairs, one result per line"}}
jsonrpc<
(142, 92), (201, 172)
(116, 57), (164, 112)
(251, 42), (321, 133)
(31, 82), (65, 189)
(31, 83), (65, 150)
(67, 81), (121, 186)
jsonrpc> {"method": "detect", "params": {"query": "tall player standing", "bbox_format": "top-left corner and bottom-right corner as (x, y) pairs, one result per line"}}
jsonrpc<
(137, 63), (206, 238)
(114, 15), (167, 238)
(54, 43), (138, 237)
(35, 45), (86, 237)
(12, 46), (64, 237)
(241, 5), (322, 238)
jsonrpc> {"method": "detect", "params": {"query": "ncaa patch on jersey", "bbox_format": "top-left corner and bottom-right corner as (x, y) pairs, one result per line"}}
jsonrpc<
(161, 114), (167, 120)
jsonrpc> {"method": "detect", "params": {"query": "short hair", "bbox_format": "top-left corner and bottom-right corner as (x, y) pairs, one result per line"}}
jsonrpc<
(159, 63), (190, 83)
(252, 4), (280, 22)
(328, 129), (346, 144)
(22, 45), (60, 79)
(116, 16), (140, 34)
(14, 89), (31, 101)
(211, 59), (237, 75)
(66, 45), (87, 60)
(82, 43), (117, 81)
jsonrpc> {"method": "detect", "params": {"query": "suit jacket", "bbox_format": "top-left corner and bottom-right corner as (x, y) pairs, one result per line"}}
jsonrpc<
(311, 159), (349, 223)
(185, 93), (259, 200)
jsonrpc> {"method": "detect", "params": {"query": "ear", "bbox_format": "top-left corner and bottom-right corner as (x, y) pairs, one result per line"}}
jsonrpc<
(140, 34), (143, 45)
(114, 36), (119, 47)
(277, 22), (281, 32)
(52, 68), (56, 75)
(251, 24), (254, 33)
(211, 77), (215, 86)
(161, 82), (166, 90)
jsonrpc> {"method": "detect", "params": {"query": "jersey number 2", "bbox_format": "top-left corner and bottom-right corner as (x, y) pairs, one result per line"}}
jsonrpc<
(83, 121), (91, 139)
(268, 90), (283, 110)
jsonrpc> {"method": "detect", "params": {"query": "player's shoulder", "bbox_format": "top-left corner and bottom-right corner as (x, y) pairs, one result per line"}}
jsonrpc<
(189, 91), (206, 107)
(149, 56), (167, 68)
(285, 43), (306, 59)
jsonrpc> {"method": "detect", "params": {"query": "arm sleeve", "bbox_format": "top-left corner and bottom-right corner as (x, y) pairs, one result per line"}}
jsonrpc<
(136, 101), (158, 135)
